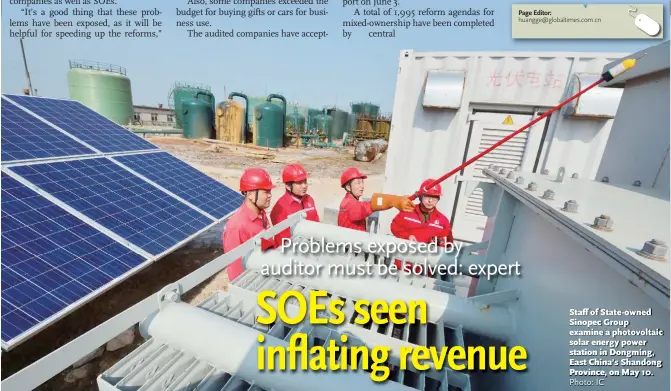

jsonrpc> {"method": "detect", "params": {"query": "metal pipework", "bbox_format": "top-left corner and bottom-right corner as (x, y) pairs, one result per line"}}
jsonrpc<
(140, 300), (416, 391)
(267, 93), (287, 138)
(245, 249), (515, 341)
(228, 92), (249, 141)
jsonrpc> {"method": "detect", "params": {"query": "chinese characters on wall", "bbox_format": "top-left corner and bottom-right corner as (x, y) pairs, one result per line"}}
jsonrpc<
(487, 71), (565, 88)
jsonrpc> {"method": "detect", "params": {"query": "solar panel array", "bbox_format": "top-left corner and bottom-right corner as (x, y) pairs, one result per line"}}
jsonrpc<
(5, 95), (158, 154)
(1, 99), (96, 161)
(0, 94), (243, 348)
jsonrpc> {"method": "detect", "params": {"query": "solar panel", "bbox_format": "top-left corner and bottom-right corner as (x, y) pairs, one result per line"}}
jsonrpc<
(1, 172), (147, 345)
(113, 152), (243, 218)
(0, 94), (246, 348)
(3, 94), (157, 153)
(1, 98), (96, 162)
(10, 158), (215, 256)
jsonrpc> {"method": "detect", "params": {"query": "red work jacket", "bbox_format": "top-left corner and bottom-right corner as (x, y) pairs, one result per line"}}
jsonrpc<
(223, 203), (271, 282)
(390, 205), (454, 276)
(338, 193), (373, 232)
(270, 192), (320, 245)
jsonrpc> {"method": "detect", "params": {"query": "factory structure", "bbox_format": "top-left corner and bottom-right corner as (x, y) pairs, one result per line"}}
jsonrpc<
(65, 60), (389, 145)
(2, 41), (669, 391)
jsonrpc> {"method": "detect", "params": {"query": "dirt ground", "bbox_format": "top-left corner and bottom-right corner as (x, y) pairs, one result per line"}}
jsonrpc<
(0, 137), (387, 390)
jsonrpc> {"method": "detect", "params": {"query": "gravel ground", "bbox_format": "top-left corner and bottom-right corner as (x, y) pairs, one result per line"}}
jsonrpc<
(153, 137), (387, 179)
(0, 138), (387, 390)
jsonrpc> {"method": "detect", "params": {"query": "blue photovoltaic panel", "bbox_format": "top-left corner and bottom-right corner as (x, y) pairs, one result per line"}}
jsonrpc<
(10, 158), (214, 256)
(113, 152), (243, 218)
(1, 98), (96, 162)
(0, 172), (146, 345)
(3, 94), (157, 153)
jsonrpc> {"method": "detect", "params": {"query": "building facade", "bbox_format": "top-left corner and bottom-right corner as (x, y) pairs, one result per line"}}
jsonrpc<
(132, 105), (176, 128)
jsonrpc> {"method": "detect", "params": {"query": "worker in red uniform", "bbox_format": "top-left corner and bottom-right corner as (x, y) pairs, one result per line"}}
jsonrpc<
(338, 167), (414, 231)
(223, 167), (275, 282)
(270, 163), (320, 245)
(390, 179), (454, 276)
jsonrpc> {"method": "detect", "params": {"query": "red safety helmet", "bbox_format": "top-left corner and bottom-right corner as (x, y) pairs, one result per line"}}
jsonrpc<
(340, 167), (367, 187)
(240, 168), (275, 192)
(420, 178), (442, 197)
(282, 163), (308, 183)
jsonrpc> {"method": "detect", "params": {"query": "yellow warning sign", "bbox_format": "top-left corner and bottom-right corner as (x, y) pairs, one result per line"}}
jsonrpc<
(502, 115), (514, 125)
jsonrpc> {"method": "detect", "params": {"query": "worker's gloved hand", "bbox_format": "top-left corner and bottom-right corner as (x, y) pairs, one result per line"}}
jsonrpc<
(396, 196), (414, 212)
(370, 193), (415, 212)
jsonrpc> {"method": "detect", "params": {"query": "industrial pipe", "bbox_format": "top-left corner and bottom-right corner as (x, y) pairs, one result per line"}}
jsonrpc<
(141, 301), (415, 391)
(245, 249), (515, 341)
(228, 92), (249, 142)
(325, 108), (332, 143)
(267, 93), (287, 140)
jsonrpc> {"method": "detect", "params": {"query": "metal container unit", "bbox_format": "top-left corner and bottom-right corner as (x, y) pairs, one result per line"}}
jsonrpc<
(67, 60), (134, 125)
(330, 108), (349, 139)
(253, 94), (286, 148)
(182, 92), (214, 139)
(170, 82), (215, 129)
(379, 50), (628, 243)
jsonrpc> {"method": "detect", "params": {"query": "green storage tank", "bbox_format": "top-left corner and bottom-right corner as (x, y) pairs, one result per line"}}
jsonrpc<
(330, 109), (349, 139)
(171, 82), (215, 129)
(67, 60), (134, 125)
(254, 93), (286, 148)
(351, 102), (380, 119)
(313, 113), (334, 141)
(246, 96), (269, 126)
(183, 92), (214, 139)
(363, 103), (379, 119)
(307, 108), (322, 129)
(286, 112), (306, 133)
(351, 103), (365, 117)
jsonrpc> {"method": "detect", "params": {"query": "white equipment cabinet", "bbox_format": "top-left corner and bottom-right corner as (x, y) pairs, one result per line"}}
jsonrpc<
(381, 50), (629, 243)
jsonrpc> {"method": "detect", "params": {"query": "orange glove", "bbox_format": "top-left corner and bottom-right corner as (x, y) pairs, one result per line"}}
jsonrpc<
(370, 193), (415, 212)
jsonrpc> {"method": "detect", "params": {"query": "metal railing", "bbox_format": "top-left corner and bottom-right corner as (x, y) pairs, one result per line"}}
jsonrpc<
(170, 81), (212, 92)
(68, 60), (126, 75)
